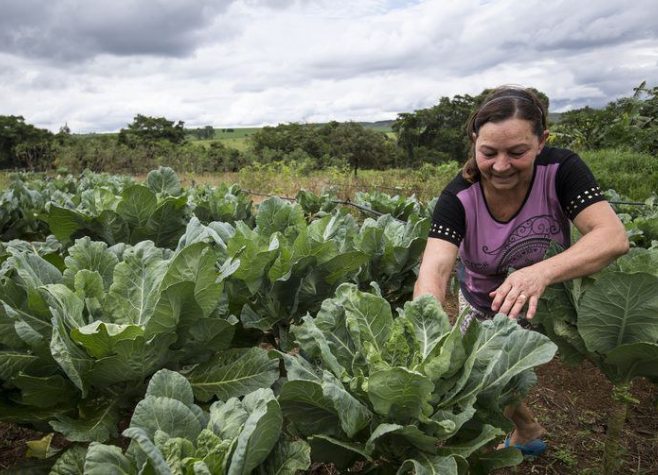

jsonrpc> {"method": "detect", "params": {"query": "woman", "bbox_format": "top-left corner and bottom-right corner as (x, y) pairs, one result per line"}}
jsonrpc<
(414, 86), (629, 455)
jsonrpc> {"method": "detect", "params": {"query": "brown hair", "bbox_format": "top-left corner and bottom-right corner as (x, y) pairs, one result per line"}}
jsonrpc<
(462, 86), (548, 182)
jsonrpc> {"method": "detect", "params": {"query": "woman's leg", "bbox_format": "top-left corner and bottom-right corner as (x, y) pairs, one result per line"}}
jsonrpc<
(499, 401), (544, 446)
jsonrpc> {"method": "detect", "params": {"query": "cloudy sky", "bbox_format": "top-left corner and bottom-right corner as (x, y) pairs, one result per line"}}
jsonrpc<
(1, 0), (656, 133)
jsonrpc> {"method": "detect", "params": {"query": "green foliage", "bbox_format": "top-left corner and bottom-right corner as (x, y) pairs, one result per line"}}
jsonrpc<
(535, 243), (658, 385)
(118, 114), (186, 147)
(580, 149), (658, 201)
(535, 243), (658, 474)
(0, 115), (54, 170)
(249, 121), (398, 174)
(393, 94), (476, 167)
(0, 237), (241, 439)
(551, 82), (658, 154)
(73, 370), (301, 474)
(280, 284), (555, 471)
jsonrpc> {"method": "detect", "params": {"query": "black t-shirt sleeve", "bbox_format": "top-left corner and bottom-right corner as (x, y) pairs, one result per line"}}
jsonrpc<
(430, 189), (465, 246)
(555, 153), (606, 220)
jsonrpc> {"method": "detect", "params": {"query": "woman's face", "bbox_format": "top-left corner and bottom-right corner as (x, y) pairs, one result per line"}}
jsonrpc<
(474, 118), (548, 192)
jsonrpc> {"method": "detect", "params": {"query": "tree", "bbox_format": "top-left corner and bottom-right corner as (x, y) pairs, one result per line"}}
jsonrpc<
(203, 125), (215, 139)
(392, 94), (477, 167)
(326, 122), (390, 175)
(0, 115), (54, 169)
(392, 88), (550, 167)
(118, 114), (186, 147)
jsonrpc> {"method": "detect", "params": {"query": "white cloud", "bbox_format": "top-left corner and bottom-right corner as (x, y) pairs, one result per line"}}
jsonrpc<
(0, 0), (656, 132)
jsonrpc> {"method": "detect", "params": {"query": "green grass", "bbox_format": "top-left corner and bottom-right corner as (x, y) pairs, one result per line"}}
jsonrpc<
(211, 127), (260, 139)
(580, 149), (658, 200)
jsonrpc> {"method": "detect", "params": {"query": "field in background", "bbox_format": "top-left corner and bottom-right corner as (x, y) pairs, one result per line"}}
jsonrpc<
(188, 122), (395, 151)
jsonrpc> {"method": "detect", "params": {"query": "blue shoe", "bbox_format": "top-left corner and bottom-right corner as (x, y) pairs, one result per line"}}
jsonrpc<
(504, 437), (548, 456)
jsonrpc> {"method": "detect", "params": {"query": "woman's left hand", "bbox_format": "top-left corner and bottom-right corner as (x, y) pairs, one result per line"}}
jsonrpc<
(489, 266), (549, 321)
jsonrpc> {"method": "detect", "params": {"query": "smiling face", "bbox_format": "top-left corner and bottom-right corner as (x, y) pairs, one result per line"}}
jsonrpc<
(474, 118), (548, 192)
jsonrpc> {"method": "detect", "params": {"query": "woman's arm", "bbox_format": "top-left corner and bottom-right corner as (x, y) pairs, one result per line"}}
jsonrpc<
(414, 237), (459, 303)
(491, 201), (629, 319)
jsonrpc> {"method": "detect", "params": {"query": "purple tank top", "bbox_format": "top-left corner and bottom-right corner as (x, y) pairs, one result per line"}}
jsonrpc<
(457, 163), (570, 313)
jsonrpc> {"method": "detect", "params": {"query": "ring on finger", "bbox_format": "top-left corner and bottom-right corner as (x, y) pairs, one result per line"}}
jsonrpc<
(518, 294), (527, 302)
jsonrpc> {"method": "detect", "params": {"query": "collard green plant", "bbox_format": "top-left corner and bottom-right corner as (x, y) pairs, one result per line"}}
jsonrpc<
(279, 284), (556, 473)
(354, 190), (423, 221)
(534, 244), (658, 474)
(190, 183), (254, 226)
(354, 214), (430, 305)
(47, 183), (189, 248)
(0, 237), (273, 445)
(226, 201), (368, 342)
(49, 369), (307, 474)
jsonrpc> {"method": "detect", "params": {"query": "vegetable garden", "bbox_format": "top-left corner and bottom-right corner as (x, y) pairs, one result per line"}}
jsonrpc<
(0, 167), (656, 474)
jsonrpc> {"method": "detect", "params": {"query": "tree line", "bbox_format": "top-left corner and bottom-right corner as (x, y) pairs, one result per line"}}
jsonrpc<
(0, 83), (655, 175)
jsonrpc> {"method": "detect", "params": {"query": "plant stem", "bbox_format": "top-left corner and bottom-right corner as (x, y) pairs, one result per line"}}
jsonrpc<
(602, 383), (631, 475)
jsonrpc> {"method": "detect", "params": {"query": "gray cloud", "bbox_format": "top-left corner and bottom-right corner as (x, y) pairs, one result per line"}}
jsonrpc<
(0, 0), (234, 61)
(0, 0), (657, 132)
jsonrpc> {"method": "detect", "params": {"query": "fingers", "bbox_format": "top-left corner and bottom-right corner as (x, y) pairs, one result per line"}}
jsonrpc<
(489, 282), (512, 313)
(526, 295), (539, 320)
(490, 286), (531, 320)
(507, 293), (527, 320)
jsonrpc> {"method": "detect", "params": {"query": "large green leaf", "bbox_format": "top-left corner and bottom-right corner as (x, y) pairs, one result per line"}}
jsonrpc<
(228, 388), (283, 475)
(162, 242), (223, 318)
(50, 397), (122, 443)
(256, 197), (306, 237)
(12, 373), (78, 408)
(146, 368), (195, 407)
(0, 351), (38, 380)
(131, 196), (188, 248)
(71, 321), (144, 359)
(107, 241), (169, 325)
(441, 315), (556, 409)
(366, 423), (439, 455)
(49, 445), (88, 475)
(84, 442), (137, 475)
(339, 283), (393, 354)
(579, 272), (658, 354)
(130, 395), (202, 441)
(40, 284), (86, 329)
(47, 205), (87, 243)
(209, 398), (249, 440)
(186, 347), (280, 402)
(50, 316), (93, 396)
(397, 454), (460, 475)
(143, 280), (194, 338)
(367, 367), (433, 423)
(604, 342), (658, 383)
(88, 333), (177, 387)
(63, 237), (119, 290)
(320, 371), (372, 438)
(436, 424), (503, 458)
(403, 296), (450, 361)
(89, 210), (130, 245)
(230, 235), (282, 294)
(122, 427), (172, 475)
(278, 380), (342, 437)
(9, 252), (62, 316)
(321, 251), (369, 284)
(468, 448), (525, 474)
(116, 186), (157, 228)
(147, 167), (182, 196)
(258, 438), (311, 475)
(291, 315), (345, 378)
